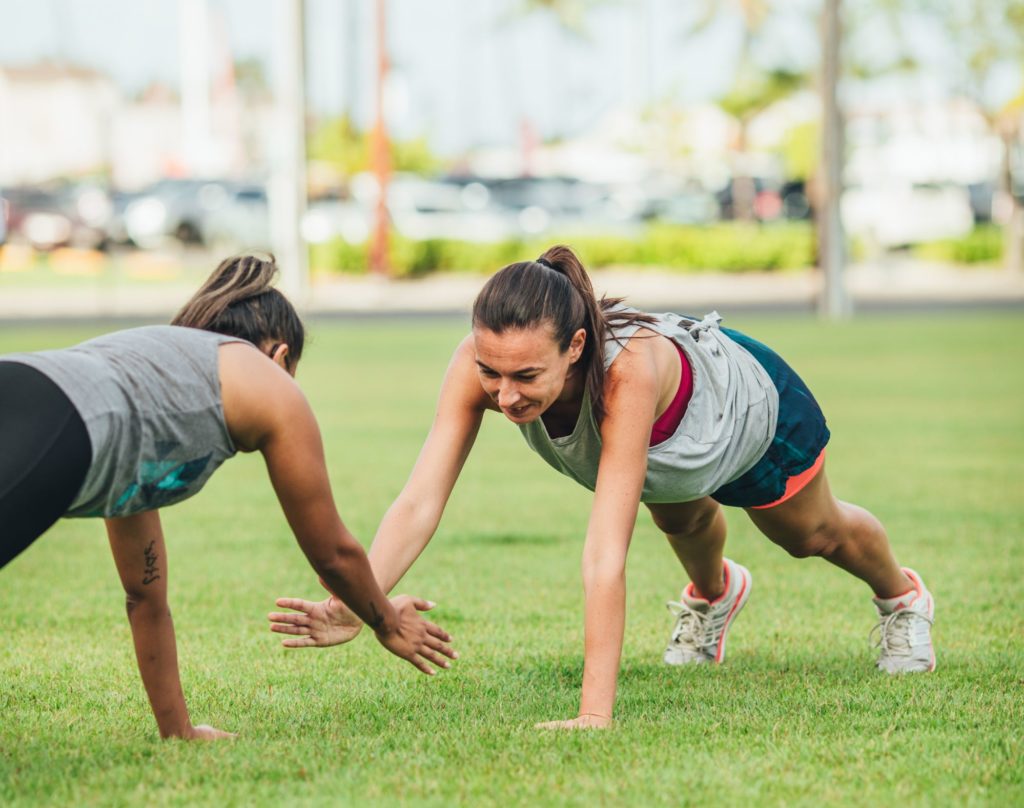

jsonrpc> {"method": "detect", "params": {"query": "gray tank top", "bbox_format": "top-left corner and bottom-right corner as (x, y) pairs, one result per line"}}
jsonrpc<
(518, 309), (779, 503)
(3, 325), (244, 518)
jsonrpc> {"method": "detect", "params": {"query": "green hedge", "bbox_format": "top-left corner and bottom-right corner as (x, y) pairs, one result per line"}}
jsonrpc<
(310, 222), (816, 277)
(913, 225), (1003, 265)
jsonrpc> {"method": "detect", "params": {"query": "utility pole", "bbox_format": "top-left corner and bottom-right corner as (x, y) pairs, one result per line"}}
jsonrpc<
(269, 0), (309, 302)
(369, 0), (391, 276)
(179, 0), (213, 176)
(818, 0), (850, 318)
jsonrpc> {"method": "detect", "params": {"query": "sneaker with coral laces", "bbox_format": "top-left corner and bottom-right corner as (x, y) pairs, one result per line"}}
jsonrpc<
(871, 567), (936, 674)
(663, 558), (751, 665)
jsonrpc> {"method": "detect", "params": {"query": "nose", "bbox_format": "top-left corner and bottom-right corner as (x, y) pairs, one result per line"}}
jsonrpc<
(497, 379), (521, 409)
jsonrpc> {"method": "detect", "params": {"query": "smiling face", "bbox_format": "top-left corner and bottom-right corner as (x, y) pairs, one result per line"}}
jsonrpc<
(473, 322), (586, 423)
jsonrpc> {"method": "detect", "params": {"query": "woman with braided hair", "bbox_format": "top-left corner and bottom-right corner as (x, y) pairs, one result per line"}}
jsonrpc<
(270, 244), (935, 730)
(0, 254), (455, 740)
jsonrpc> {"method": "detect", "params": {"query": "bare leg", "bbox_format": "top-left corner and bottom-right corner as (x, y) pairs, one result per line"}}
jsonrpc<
(646, 497), (727, 600)
(744, 461), (912, 598)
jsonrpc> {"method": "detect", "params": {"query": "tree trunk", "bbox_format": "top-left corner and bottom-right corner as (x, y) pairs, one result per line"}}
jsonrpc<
(1000, 130), (1023, 277)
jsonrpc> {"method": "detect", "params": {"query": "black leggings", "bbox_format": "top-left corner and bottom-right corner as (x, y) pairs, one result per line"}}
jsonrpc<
(0, 363), (91, 569)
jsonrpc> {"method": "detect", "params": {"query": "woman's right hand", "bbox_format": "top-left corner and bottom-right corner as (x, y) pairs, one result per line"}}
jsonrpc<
(374, 595), (458, 675)
(183, 724), (237, 740)
(268, 595), (365, 648)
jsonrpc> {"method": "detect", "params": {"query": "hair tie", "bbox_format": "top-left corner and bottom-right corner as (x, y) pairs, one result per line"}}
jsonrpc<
(535, 257), (556, 270)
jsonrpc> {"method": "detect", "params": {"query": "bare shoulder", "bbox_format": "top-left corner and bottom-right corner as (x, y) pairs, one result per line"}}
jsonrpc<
(606, 326), (678, 408)
(218, 342), (309, 451)
(444, 334), (494, 413)
(607, 327), (661, 381)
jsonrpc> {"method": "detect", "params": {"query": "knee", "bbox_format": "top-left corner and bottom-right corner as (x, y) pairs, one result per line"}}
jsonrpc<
(650, 503), (719, 539)
(779, 518), (844, 559)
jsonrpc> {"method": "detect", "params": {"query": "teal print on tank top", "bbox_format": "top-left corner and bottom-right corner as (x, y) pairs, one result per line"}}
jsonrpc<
(109, 452), (214, 515)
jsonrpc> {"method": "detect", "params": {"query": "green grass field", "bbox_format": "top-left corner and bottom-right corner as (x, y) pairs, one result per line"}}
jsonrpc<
(1, 312), (1022, 807)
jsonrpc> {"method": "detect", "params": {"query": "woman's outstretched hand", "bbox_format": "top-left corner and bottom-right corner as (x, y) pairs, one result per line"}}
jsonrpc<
(269, 593), (458, 675)
(373, 595), (458, 676)
(535, 714), (613, 730)
(268, 594), (364, 647)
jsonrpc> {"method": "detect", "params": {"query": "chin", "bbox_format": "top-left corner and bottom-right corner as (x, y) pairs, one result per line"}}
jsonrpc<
(503, 407), (540, 424)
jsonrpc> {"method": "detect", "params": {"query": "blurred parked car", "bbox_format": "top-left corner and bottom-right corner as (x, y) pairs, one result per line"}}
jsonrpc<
(842, 183), (974, 248)
(301, 194), (370, 245)
(641, 182), (720, 225)
(123, 178), (244, 249)
(2, 183), (111, 251)
(204, 184), (273, 252)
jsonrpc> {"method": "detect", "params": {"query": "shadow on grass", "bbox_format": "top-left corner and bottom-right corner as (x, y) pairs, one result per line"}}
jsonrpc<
(448, 532), (563, 546)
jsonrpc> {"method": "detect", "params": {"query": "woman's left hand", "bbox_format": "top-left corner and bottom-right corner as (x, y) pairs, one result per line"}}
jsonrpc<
(535, 713), (613, 730)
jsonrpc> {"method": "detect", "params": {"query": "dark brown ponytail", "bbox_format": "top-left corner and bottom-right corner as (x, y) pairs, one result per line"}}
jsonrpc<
(472, 244), (653, 422)
(172, 254), (305, 367)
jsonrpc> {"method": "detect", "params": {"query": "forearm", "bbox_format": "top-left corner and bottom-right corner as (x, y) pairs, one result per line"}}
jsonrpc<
(368, 496), (442, 594)
(125, 596), (191, 738)
(578, 571), (627, 719)
(311, 539), (399, 635)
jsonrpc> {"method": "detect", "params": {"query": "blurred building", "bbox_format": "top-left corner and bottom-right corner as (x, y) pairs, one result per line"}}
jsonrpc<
(0, 63), (119, 184)
(0, 61), (274, 190)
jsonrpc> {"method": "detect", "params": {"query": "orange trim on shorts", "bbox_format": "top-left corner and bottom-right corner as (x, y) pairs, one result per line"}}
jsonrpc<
(750, 449), (826, 510)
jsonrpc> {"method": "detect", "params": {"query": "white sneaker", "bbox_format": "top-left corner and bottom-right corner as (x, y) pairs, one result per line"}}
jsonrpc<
(663, 558), (751, 665)
(871, 567), (936, 674)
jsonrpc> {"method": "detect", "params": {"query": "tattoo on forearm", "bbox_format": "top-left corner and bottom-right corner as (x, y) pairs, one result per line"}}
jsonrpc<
(143, 541), (161, 585)
(368, 602), (385, 631)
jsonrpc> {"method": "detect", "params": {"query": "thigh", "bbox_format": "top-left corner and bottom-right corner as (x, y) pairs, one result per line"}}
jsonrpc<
(743, 461), (840, 547)
(646, 497), (720, 535)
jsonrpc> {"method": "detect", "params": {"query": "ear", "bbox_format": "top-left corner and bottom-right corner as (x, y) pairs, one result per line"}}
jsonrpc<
(270, 343), (292, 373)
(568, 328), (586, 363)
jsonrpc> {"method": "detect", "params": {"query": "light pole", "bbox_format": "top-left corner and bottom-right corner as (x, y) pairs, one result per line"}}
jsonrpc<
(369, 0), (392, 276)
(269, 0), (309, 302)
(818, 0), (850, 318)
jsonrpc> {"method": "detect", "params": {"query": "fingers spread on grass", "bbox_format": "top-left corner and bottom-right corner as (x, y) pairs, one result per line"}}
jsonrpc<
(274, 597), (314, 612)
(420, 649), (451, 669)
(281, 636), (320, 648)
(426, 622), (452, 642)
(427, 636), (457, 660)
(408, 656), (436, 676)
(535, 715), (611, 730)
(410, 598), (436, 612)
(270, 622), (311, 636)
(268, 611), (311, 627)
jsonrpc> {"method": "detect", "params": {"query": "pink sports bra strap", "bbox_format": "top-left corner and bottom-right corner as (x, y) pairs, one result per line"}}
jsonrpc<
(650, 341), (693, 446)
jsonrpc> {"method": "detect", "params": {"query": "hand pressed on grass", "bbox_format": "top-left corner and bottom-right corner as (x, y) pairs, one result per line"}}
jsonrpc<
(535, 713), (613, 730)
(183, 724), (237, 741)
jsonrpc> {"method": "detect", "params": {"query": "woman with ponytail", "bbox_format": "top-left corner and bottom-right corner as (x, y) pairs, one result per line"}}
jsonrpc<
(271, 244), (935, 730)
(0, 254), (455, 740)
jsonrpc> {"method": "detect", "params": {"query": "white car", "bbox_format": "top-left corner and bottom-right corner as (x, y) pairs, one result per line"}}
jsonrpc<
(842, 183), (974, 248)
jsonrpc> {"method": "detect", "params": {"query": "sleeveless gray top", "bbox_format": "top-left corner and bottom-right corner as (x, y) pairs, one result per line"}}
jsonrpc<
(3, 325), (244, 518)
(519, 310), (779, 503)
